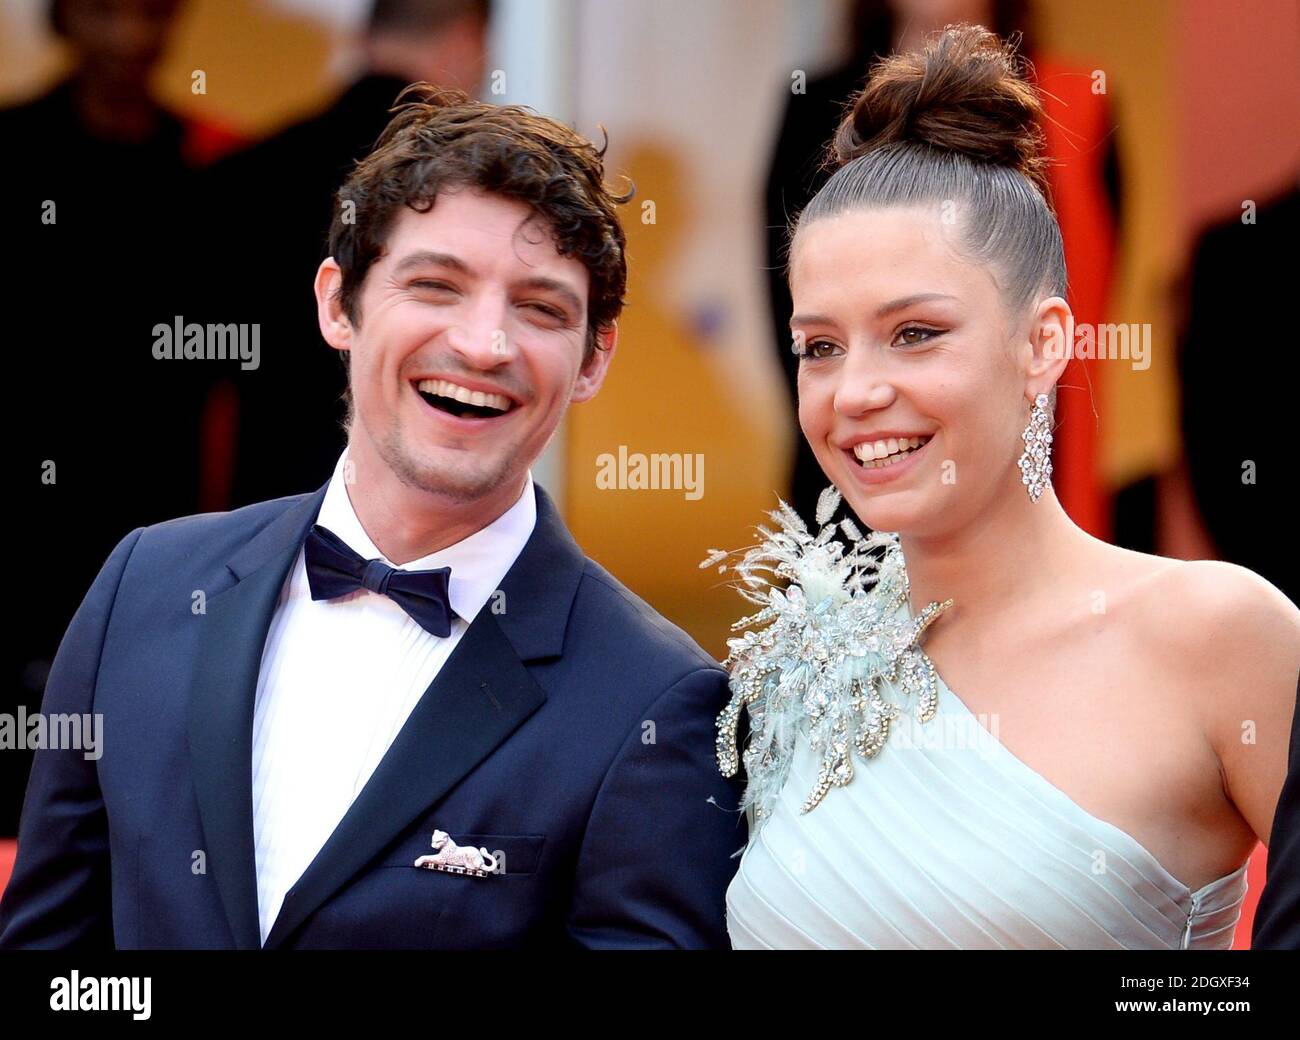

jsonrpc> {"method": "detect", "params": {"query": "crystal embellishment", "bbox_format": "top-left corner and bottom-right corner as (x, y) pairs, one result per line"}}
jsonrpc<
(706, 487), (953, 828)
(1018, 393), (1054, 502)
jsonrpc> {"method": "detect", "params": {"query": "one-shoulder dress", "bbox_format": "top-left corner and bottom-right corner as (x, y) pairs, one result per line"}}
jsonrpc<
(717, 522), (1247, 950)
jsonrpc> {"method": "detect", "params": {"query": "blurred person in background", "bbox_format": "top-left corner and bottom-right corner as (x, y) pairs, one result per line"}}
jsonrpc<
(1176, 181), (1298, 607)
(1177, 179), (1300, 948)
(1, 0), (234, 837)
(764, 0), (1121, 540)
(197, 0), (491, 511)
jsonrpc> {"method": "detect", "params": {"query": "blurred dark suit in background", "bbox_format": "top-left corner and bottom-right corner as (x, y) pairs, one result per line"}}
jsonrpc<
(1253, 670), (1300, 948)
(194, 0), (490, 509)
(2, 0), (228, 836)
(1178, 183), (1297, 606)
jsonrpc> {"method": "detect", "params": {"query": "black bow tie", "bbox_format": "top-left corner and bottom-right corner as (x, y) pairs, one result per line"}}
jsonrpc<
(303, 524), (457, 637)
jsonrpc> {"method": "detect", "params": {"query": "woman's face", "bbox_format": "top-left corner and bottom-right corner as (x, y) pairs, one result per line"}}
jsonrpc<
(789, 204), (1057, 538)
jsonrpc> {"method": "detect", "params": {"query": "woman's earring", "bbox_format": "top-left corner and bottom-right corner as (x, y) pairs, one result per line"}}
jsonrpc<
(1017, 393), (1053, 502)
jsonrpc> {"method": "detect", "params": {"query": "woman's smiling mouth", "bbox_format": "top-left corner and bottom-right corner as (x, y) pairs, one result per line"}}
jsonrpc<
(841, 433), (933, 484)
(852, 434), (930, 468)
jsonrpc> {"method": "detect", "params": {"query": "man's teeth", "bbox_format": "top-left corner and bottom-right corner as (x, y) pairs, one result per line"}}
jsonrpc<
(852, 435), (930, 468)
(415, 378), (510, 412)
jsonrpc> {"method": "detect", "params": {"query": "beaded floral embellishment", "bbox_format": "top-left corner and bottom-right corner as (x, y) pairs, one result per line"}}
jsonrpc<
(703, 487), (953, 829)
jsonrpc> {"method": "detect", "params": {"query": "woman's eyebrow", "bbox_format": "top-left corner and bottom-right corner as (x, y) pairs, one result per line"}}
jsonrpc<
(873, 292), (958, 318)
(790, 312), (833, 328)
(791, 293), (959, 330)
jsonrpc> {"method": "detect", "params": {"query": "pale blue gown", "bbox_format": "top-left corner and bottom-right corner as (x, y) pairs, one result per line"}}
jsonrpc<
(725, 601), (1250, 950)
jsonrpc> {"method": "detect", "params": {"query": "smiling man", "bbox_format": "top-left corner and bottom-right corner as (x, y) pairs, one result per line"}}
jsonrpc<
(0, 87), (743, 950)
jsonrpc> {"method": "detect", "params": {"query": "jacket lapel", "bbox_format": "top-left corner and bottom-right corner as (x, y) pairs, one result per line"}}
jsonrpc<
(188, 486), (328, 950)
(261, 483), (585, 948)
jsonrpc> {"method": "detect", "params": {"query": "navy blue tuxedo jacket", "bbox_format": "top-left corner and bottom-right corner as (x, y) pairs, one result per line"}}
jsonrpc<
(0, 483), (746, 948)
(1252, 670), (1300, 948)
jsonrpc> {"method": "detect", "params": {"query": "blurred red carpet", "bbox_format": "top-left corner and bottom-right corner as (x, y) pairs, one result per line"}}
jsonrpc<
(0, 839), (13, 903)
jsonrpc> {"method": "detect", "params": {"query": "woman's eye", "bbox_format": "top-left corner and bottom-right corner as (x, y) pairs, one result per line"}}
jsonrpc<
(895, 325), (941, 347)
(799, 339), (841, 360)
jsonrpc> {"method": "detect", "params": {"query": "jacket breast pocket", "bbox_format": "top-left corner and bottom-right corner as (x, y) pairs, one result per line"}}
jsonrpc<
(381, 832), (545, 876)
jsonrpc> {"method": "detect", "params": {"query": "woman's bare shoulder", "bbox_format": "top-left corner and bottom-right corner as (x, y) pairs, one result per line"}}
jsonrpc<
(1139, 558), (1296, 726)
(1147, 557), (1299, 663)
(1085, 539), (1298, 655)
(1093, 546), (1298, 721)
(1142, 558), (1300, 840)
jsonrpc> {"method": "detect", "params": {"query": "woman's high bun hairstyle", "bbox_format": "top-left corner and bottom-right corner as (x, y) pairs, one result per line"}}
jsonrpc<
(797, 24), (1067, 317)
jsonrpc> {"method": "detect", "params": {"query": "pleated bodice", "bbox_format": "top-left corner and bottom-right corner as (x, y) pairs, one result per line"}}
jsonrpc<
(726, 671), (1249, 949)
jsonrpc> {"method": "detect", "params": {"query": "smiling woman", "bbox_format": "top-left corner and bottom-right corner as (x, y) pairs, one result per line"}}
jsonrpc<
(719, 23), (1300, 951)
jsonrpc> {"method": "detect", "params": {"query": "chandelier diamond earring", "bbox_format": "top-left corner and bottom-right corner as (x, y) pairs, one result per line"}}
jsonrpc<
(1018, 393), (1053, 502)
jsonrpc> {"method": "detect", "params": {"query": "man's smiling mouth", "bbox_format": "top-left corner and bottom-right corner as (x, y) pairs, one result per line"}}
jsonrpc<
(414, 377), (518, 419)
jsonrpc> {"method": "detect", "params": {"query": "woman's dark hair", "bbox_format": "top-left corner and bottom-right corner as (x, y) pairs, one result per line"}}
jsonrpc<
(796, 24), (1067, 317)
(329, 84), (632, 365)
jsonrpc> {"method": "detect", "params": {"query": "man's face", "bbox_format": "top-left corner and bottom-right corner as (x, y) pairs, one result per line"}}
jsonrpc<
(319, 188), (613, 505)
(63, 0), (182, 85)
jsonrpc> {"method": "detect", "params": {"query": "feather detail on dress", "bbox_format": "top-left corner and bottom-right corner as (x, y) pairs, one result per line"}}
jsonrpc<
(708, 488), (954, 830)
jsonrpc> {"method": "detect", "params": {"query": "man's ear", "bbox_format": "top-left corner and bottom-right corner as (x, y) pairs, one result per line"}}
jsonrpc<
(570, 322), (618, 403)
(1024, 295), (1072, 399)
(315, 258), (353, 353)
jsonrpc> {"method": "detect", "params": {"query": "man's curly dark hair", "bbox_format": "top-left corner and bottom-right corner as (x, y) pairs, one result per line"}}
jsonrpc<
(329, 84), (633, 366)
